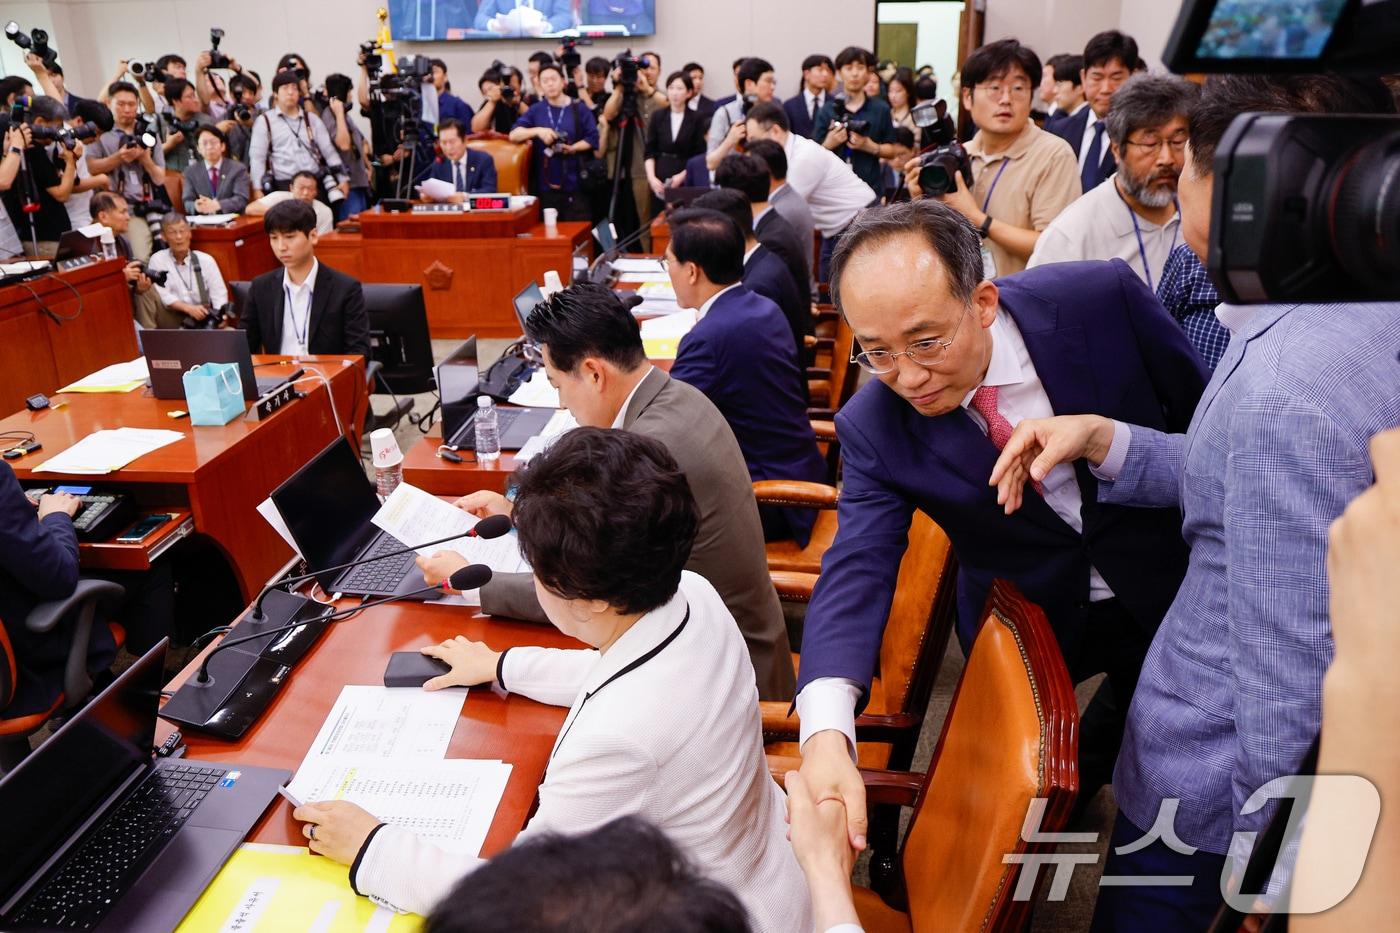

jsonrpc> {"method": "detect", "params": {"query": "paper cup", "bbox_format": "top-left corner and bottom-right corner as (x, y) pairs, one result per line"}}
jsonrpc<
(370, 428), (404, 469)
(543, 207), (559, 232)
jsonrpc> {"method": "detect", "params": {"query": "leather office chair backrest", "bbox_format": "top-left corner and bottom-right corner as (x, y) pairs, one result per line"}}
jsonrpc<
(0, 621), (15, 712)
(467, 137), (531, 195)
(876, 511), (957, 724)
(900, 581), (1078, 932)
(165, 173), (183, 212)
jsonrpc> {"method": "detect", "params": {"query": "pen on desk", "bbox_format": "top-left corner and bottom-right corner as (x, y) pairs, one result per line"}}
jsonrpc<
(277, 785), (304, 808)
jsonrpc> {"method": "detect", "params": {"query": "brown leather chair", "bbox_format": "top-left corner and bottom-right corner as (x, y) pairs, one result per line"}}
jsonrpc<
(807, 312), (857, 419)
(756, 480), (838, 575)
(803, 581), (1079, 931)
(466, 135), (531, 194)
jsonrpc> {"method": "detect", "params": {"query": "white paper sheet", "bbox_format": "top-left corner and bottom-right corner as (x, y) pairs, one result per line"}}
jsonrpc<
(299, 685), (467, 763)
(256, 497), (302, 557)
(33, 427), (184, 474)
(611, 257), (667, 274)
(57, 357), (149, 391)
(506, 369), (561, 409)
(637, 282), (677, 300)
(371, 483), (530, 576)
(186, 213), (239, 227)
(513, 409), (577, 465)
(1, 260), (52, 276)
(416, 178), (456, 200)
(639, 308), (697, 340)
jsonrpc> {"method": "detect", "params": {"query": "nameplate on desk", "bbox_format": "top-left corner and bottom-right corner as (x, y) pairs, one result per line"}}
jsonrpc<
(411, 203), (467, 214)
(254, 383), (300, 420)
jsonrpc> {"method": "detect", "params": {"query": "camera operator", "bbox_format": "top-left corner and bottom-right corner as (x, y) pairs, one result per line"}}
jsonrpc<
(159, 78), (213, 174)
(814, 47), (897, 198)
(245, 170), (334, 234)
(146, 213), (229, 329)
(20, 51), (70, 112)
(249, 70), (348, 203)
(62, 98), (112, 232)
(427, 59), (475, 127)
(903, 39), (1080, 277)
(220, 73), (260, 162)
(601, 51), (666, 233)
(87, 81), (168, 260)
(0, 125), (29, 257)
(471, 67), (528, 135)
(183, 125), (248, 215)
(194, 48), (245, 118)
(320, 73), (372, 218)
(0, 78), (31, 108)
(509, 62), (598, 221)
(91, 191), (164, 327)
(577, 56), (611, 123)
(1, 97), (79, 256)
(705, 57), (778, 171)
(603, 51), (666, 125)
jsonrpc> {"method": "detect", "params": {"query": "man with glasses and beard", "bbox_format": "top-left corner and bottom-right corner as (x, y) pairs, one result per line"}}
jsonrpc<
(1028, 74), (1197, 290)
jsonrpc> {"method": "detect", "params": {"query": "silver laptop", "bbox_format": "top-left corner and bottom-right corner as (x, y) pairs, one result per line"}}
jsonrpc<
(142, 329), (286, 401)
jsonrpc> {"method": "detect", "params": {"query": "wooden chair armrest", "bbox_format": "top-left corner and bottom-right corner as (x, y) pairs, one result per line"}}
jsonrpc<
(808, 378), (832, 401)
(760, 701), (800, 739)
(769, 570), (818, 603)
(814, 305), (838, 322)
(752, 480), (839, 509)
(807, 406), (838, 420)
(811, 420), (837, 442)
(806, 366), (832, 379)
(853, 712), (924, 743)
(861, 768), (925, 807)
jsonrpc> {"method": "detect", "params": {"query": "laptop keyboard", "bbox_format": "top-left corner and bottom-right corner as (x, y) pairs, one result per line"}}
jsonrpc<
(339, 535), (415, 594)
(14, 764), (226, 929)
(456, 408), (522, 449)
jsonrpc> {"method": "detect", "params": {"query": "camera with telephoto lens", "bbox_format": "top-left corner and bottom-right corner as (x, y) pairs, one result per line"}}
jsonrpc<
(231, 102), (252, 122)
(4, 22), (59, 71)
(180, 302), (230, 329)
(828, 108), (871, 137)
(206, 28), (231, 69)
(169, 116), (202, 139)
(320, 170), (345, 204)
(29, 121), (100, 152)
(135, 262), (168, 287)
(558, 37), (590, 76)
(613, 50), (640, 88)
(117, 128), (159, 151)
(911, 100), (971, 197)
(128, 60), (161, 82)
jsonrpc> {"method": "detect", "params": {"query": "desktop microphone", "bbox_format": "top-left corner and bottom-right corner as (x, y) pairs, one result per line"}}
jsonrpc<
(584, 220), (657, 285)
(191, 564), (494, 685)
(249, 513), (514, 621)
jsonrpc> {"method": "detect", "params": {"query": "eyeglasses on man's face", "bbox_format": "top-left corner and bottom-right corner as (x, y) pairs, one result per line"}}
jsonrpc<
(851, 306), (971, 375)
(1123, 133), (1189, 154)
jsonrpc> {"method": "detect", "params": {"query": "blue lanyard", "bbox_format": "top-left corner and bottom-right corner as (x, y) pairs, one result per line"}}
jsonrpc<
(1116, 182), (1179, 292)
(284, 281), (312, 349)
(981, 159), (1010, 214)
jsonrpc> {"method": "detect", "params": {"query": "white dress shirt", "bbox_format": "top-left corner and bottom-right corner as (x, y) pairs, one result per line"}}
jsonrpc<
(278, 259), (319, 355)
(64, 152), (95, 232)
(1077, 108), (1105, 173)
(693, 281), (742, 321)
(669, 108), (684, 142)
(782, 132), (874, 237)
(146, 248), (230, 311)
(1026, 174), (1181, 289)
(803, 88), (826, 121)
(353, 573), (814, 932)
(255, 191), (334, 234)
(796, 310), (1113, 755)
(609, 366), (655, 429)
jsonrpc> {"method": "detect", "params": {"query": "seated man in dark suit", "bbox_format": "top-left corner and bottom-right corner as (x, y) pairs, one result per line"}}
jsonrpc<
(792, 200), (1207, 854)
(691, 188), (810, 378)
(664, 207), (826, 547)
(416, 118), (498, 198)
(182, 125), (250, 216)
(715, 152), (811, 310)
(239, 199), (370, 359)
(416, 284), (795, 700)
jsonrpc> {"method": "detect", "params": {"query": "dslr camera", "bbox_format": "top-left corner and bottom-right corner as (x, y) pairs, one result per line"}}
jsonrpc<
(135, 262), (168, 287)
(206, 28), (231, 70)
(180, 303), (231, 329)
(4, 21), (58, 71)
(543, 133), (573, 159)
(230, 102), (253, 122)
(319, 170), (345, 205)
(911, 101), (972, 197)
(128, 60), (161, 83)
(828, 109), (871, 137)
(29, 122), (100, 152)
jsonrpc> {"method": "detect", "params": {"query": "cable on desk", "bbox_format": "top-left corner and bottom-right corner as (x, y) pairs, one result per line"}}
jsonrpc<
(38, 272), (84, 322)
(292, 366), (345, 440)
(0, 431), (37, 445)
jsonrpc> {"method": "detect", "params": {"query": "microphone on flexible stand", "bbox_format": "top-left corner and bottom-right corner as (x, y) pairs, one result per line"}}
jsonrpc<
(581, 219), (657, 285)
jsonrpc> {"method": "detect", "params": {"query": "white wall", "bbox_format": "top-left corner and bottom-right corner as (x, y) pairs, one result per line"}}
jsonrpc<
(876, 0), (964, 109)
(981, 0), (1181, 71)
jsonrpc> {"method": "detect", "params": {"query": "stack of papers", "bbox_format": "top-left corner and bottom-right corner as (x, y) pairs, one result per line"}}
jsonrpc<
(33, 427), (184, 475)
(1, 259), (51, 276)
(58, 357), (149, 394)
(283, 686), (512, 858)
(185, 213), (239, 227)
(416, 177), (457, 200)
(639, 308), (697, 359)
(515, 409), (578, 464)
(372, 483), (531, 586)
(506, 368), (561, 409)
(612, 257), (667, 275)
(637, 281), (677, 301)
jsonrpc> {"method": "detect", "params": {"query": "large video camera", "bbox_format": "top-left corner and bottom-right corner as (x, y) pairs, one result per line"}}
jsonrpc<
(614, 50), (640, 89)
(4, 21), (58, 71)
(365, 50), (435, 200)
(1164, 0), (1400, 302)
(206, 28), (232, 70)
(911, 100), (971, 197)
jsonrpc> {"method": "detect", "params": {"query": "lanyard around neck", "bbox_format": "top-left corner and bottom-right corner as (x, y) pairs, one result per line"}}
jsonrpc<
(981, 158), (1010, 214)
(1114, 180), (1179, 292)
(284, 278), (313, 349)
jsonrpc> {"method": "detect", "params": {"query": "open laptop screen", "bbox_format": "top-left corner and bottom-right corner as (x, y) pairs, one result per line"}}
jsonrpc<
(270, 439), (382, 592)
(437, 338), (480, 445)
(512, 283), (545, 337)
(0, 641), (165, 907)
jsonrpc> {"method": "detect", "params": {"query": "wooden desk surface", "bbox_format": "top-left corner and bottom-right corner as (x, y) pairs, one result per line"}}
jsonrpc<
(160, 599), (579, 856)
(357, 203), (538, 239)
(189, 215), (279, 283)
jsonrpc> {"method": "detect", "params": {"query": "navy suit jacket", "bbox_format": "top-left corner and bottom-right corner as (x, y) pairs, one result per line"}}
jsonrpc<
(683, 152), (712, 189)
(1048, 105), (1116, 189)
(795, 260), (1209, 704)
(670, 285), (826, 544)
(744, 244), (808, 376)
(420, 150), (498, 192)
(783, 93), (825, 141)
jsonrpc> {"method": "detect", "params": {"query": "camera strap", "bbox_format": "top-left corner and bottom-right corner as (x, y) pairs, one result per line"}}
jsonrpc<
(268, 112), (328, 172)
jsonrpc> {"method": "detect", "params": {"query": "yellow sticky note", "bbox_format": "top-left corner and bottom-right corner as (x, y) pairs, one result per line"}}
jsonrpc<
(178, 844), (422, 932)
(642, 338), (681, 360)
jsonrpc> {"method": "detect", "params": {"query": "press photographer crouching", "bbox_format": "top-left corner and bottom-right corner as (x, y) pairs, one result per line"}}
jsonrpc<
(91, 191), (165, 329)
(248, 70), (348, 205)
(145, 213), (231, 329)
(86, 81), (168, 261)
(245, 170), (335, 235)
(509, 62), (598, 221)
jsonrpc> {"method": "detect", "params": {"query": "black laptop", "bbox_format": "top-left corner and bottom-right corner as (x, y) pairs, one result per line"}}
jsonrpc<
(270, 438), (443, 600)
(142, 329), (287, 401)
(0, 640), (288, 931)
(513, 281), (545, 336)
(437, 337), (554, 451)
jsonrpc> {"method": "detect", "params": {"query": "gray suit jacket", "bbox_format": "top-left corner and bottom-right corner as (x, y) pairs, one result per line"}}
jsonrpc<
(182, 158), (251, 215)
(480, 368), (796, 700)
(769, 183), (816, 294)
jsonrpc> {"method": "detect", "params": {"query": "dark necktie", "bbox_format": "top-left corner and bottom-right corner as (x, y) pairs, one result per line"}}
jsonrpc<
(810, 94), (820, 125)
(1081, 121), (1106, 192)
(454, 161), (465, 192)
(209, 164), (220, 194)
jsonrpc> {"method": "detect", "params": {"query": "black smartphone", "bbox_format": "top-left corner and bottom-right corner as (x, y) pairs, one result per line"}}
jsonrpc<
(116, 513), (173, 544)
(383, 652), (451, 688)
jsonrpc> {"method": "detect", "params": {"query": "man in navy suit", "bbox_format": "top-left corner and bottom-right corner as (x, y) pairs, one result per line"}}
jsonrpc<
(666, 208), (826, 547)
(783, 53), (834, 140)
(793, 200), (1207, 852)
(682, 152), (712, 189)
(1047, 31), (1141, 192)
(417, 119), (498, 198)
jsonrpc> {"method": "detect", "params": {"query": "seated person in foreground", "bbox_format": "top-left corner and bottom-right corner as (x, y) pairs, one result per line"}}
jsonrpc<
(293, 429), (813, 930)
(239, 199), (370, 358)
(665, 207), (826, 547)
(182, 125), (250, 216)
(423, 816), (754, 933)
(91, 191), (164, 330)
(419, 284), (795, 700)
(245, 171), (335, 235)
(417, 118), (498, 199)
(145, 214), (230, 328)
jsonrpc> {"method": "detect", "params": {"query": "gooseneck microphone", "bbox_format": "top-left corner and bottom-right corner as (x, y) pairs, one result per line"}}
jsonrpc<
(194, 564), (494, 685)
(250, 513), (514, 620)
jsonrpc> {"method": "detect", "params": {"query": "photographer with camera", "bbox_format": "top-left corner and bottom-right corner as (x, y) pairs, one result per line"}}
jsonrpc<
(246, 170), (334, 234)
(87, 81), (168, 261)
(99, 59), (156, 113)
(249, 70), (348, 204)
(0, 125), (29, 257)
(577, 56), (611, 121)
(62, 99), (112, 232)
(319, 73), (372, 219)
(510, 62), (598, 221)
(90, 191), (165, 327)
(813, 47), (897, 198)
(220, 73), (261, 162)
(600, 51), (664, 234)
(183, 125), (248, 215)
(159, 78), (213, 174)
(705, 57), (777, 172)
(471, 67), (528, 135)
(146, 213), (230, 329)
(903, 39), (1080, 277)
(2, 97), (79, 256)
(427, 59), (474, 127)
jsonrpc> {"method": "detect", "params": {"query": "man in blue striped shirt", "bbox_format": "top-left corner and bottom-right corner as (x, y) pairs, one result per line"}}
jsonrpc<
(991, 73), (1400, 931)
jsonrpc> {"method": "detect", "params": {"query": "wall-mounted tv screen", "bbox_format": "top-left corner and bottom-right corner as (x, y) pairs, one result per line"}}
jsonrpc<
(387, 0), (656, 40)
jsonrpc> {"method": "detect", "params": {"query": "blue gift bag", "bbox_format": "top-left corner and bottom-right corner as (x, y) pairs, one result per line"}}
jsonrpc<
(183, 362), (245, 425)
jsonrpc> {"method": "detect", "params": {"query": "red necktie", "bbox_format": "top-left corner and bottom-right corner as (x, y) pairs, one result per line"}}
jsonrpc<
(209, 165), (220, 193)
(970, 385), (1043, 494)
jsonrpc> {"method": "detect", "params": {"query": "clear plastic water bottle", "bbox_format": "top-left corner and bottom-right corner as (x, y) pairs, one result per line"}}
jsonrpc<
(100, 228), (118, 260)
(375, 460), (403, 497)
(474, 396), (500, 462)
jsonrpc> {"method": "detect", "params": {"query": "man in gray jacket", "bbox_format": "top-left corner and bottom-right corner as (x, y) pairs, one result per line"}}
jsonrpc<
(417, 283), (796, 700)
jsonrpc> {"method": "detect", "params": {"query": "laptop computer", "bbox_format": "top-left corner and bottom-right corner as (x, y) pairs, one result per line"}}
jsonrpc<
(512, 282), (545, 337)
(142, 330), (287, 401)
(270, 438), (443, 600)
(437, 338), (554, 451)
(54, 230), (100, 263)
(591, 220), (618, 256)
(0, 640), (288, 932)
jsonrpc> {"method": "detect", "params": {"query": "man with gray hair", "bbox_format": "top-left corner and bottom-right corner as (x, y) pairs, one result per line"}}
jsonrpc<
(1028, 73), (1198, 290)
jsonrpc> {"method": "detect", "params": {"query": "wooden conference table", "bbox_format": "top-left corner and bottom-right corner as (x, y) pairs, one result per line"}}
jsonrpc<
(0, 355), (366, 602)
(188, 214), (280, 283)
(158, 596), (578, 855)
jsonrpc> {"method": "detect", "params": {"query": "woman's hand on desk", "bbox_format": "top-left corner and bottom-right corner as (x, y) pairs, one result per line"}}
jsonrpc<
(416, 550), (469, 587)
(453, 490), (513, 519)
(420, 635), (501, 690)
(293, 801), (381, 865)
